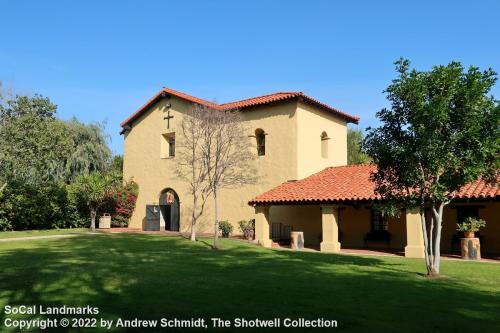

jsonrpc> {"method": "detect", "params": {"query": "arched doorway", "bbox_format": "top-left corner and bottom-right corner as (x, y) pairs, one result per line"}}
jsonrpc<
(159, 188), (180, 231)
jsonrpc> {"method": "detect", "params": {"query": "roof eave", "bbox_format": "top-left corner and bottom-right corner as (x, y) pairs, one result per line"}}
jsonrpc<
(120, 90), (165, 128)
(120, 88), (219, 128)
(121, 88), (360, 128)
(298, 96), (359, 124)
(248, 197), (380, 206)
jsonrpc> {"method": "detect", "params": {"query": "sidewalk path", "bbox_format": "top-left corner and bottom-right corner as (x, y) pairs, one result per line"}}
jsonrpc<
(0, 232), (98, 242)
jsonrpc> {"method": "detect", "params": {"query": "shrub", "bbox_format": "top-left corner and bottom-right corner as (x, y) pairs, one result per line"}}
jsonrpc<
(69, 175), (137, 229)
(0, 180), (79, 230)
(111, 180), (138, 227)
(0, 218), (13, 231)
(218, 220), (233, 238)
(238, 219), (255, 240)
(457, 217), (486, 233)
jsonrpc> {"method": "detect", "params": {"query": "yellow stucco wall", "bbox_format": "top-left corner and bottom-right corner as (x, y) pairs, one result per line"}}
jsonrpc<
(339, 206), (371, 248)
(269, 205), (322, 246)
(441, 202), (499, 254)
(123, 96), (348, 233)
(387, 214), (407, 249)
(218, 102), (299, 231)
(296, 101), (348, 179)
(478, 202), (500, 254)
(123, 97), (192, 230)
(261, 201), (498, 254)
(264, 204), (406, 249)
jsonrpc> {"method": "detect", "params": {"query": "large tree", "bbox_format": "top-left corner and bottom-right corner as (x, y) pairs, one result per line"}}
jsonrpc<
(63, 118), (112, 181)
(199, 107), (257, 249)
(0, 96), (111, 184)
(0, 95), (72, 184)
(175, 105), (212, 241)
(0, 83), (5, 196)
(364, 59), (499, 276)
(0, 93), (115, 230)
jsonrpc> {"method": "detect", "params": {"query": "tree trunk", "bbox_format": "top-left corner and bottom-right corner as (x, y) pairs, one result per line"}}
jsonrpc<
(213, 187), (220, 249)
(428, 218), (440, 276)
(190, 221), (197, 241)
(90, 209), (96, 232)
(419, 208), (431, 274)
(421, 203), (446, 277)
(429, 203), (444, 276)
(190, 194), (197, 241)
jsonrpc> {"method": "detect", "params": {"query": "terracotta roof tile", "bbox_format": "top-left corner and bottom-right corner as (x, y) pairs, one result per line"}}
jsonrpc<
(220, 92), (302, 109)
(453, 180), (500, 199)
(121, 88), (359, 128)
(120, 87), (218, 127)
(249, 164), (499, 205)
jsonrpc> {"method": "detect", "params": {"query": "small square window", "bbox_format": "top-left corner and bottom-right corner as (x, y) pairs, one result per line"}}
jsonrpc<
(160, 132), (175, 158)
(371, 210), (388, 231)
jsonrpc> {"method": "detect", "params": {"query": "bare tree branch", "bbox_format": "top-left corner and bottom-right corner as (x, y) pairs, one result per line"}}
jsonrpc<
(198, 107), (257, 249)
(175, 105), (213, 241)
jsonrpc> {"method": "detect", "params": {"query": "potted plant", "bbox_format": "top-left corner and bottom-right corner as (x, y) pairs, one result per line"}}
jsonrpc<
(456, 216), (486, 238)
(238, 219), (255, 240)
(218, 220), (233, 238)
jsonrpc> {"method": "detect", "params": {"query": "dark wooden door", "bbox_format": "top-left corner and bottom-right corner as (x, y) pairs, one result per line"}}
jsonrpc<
(170, 201), (179, 231)
(145, 205), (161, 231)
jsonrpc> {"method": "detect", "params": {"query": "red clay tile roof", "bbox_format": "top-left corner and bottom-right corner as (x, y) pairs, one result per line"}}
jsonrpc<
(220, 92), (301, 109)
(453, 180), (500, 200)
(121, 88), (359, 127)
(249, 164), (500, 205)
(120, 87), (219, 127)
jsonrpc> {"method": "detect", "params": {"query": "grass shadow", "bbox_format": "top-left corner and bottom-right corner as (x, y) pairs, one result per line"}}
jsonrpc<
(0, 234), (499, 332)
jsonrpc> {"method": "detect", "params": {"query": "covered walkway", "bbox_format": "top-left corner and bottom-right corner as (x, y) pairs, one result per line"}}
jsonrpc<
(249, 165), (500, 258)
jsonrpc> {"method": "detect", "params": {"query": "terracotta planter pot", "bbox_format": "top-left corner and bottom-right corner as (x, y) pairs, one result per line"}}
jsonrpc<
(464, 231), (475, 238)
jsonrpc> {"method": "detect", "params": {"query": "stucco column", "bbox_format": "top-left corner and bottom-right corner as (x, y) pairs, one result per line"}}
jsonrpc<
(254, 206), (272, 248)
(320, 206), (341, 253)
(405, 208), (425, 258)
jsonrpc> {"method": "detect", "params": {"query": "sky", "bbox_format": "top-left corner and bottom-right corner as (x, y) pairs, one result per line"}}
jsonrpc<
(1, 0), (499, 154)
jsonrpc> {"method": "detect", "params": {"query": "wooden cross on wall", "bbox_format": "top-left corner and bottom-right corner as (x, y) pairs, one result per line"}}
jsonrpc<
(164, 109), (174, 129)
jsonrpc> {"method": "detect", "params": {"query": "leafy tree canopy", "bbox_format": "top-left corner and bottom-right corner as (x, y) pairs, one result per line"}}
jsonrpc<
(0, 95), (112, 184)
(110, 155), (123, 174)
(1, 94), (57, 119)
(364, 59), (499, 206)
(347, 128), (371, 165)
(364, 58), (499, 276)
(0, 95), (72, 184)
(68, 170), (120, 230)
(64, 118), (112, 181)
(0, 87), (125, 231)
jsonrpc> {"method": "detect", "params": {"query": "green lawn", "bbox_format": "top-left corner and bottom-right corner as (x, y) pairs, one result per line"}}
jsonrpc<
(0, 234), (499, 332)
(0, 228), (90, 239)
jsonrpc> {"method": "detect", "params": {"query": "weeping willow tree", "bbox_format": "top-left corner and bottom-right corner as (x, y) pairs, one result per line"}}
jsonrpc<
(0, 92), (115, 230)
(63, 118), (112, 182)
(0, 95), (112, 184)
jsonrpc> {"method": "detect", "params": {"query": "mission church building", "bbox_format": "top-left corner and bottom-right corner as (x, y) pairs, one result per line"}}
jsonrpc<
(121, 87), (359, 235)
(121, 87), (499, 257)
